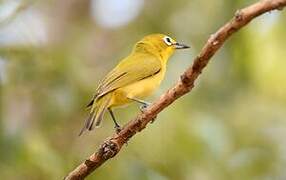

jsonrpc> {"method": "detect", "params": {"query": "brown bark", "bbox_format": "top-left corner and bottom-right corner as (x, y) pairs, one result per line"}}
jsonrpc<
(64, 0), (286, 179)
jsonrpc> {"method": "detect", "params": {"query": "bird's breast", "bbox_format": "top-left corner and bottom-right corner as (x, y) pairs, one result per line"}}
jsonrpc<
(124, 68), (165, 98)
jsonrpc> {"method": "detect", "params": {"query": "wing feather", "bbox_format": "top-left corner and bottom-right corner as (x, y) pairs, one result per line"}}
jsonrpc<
(96, 54), (161, 98)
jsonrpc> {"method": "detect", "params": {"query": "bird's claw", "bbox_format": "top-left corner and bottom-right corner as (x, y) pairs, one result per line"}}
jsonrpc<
(140, 103), (151, 112)
(114, 125), (129, 146)
(114, 125), (122, 134)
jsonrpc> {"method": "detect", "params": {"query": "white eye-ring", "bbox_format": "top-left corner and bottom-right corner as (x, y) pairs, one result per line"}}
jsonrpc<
(163, 36), (173, 46)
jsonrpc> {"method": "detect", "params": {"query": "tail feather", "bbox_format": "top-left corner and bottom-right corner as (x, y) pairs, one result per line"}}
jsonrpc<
(88, 98), (110, 131)
(78, 94), (112, 136)
(78, 111), (95, 136)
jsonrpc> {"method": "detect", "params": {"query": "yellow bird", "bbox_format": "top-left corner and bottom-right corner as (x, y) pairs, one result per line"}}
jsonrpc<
(79, 34), (189, 135)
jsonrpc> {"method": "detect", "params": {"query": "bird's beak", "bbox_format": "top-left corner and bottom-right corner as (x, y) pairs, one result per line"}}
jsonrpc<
(174, 42), (190, 49)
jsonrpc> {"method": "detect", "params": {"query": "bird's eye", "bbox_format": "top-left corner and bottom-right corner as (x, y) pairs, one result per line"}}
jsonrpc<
(163, 36), (173, 46)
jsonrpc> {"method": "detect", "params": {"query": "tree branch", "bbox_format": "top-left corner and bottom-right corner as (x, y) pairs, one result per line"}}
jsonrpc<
(64, 0), (286, 179)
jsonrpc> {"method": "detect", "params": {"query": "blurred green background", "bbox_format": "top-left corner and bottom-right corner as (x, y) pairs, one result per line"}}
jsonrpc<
(0, 0), (286, 179)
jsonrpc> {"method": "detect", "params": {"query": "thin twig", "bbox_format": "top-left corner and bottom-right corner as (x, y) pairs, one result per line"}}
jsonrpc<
(64, 0), (286, 179)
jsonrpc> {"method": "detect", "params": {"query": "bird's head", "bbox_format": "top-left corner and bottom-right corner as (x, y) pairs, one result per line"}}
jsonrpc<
(134, 34), (190, 60)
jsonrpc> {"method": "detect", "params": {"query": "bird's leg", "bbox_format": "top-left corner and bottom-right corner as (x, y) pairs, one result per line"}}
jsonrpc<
(127, 97), (151, 112)
(108, 108), (121, 133)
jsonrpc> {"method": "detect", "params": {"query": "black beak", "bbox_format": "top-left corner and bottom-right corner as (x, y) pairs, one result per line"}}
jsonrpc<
(174, 42), (190, 49)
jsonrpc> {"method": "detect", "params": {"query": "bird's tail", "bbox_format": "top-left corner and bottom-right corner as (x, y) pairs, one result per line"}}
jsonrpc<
(78, 93), (112, 136)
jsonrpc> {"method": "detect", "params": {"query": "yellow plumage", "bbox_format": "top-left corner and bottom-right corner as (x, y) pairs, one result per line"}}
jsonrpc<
(79, 34), (189, 135)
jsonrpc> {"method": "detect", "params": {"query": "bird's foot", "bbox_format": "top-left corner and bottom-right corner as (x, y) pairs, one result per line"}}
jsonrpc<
(114, 125), (129, 146)
(114, 125), (122, 134)
(140, 102), (151, 112)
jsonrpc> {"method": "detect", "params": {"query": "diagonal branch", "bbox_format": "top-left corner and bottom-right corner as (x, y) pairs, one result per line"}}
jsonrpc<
(64, 0), (286, 179)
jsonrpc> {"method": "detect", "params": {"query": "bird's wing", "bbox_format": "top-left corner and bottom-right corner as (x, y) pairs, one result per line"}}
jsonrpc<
(96, 54), (162, 98)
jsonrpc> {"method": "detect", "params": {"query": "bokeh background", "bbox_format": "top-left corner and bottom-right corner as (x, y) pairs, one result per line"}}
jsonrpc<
(0, 0), (286, 179)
